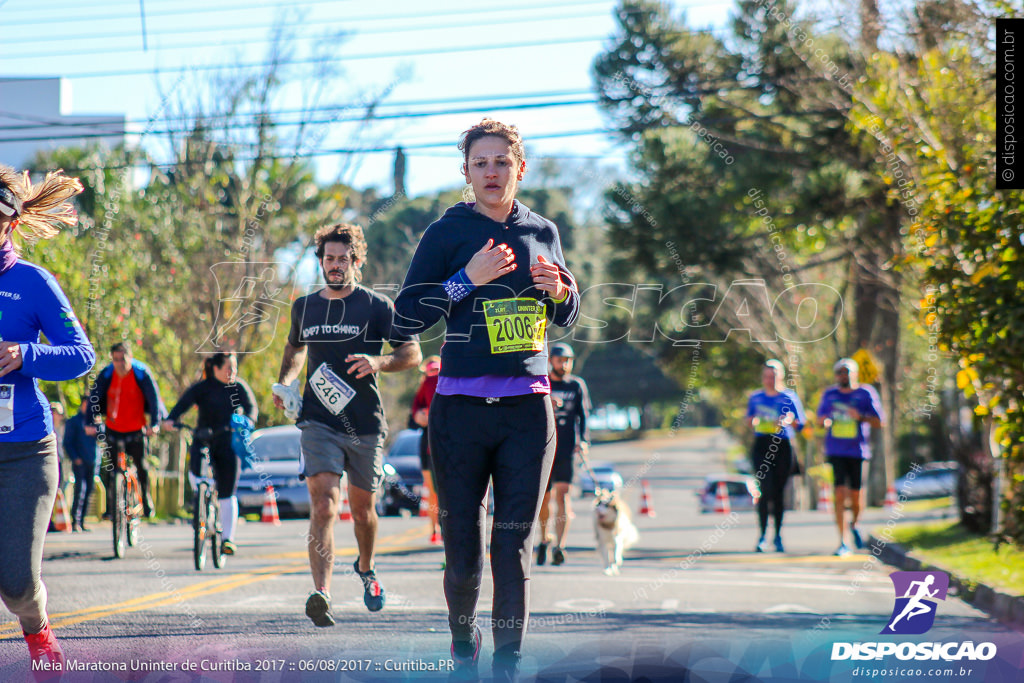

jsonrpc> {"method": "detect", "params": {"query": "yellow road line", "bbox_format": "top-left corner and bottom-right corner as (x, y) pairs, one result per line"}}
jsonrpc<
(643, 553), (868, 564)
(255, 524), (431, 560)
(48, 563), (311, 631)
(0, 528), (430, 639)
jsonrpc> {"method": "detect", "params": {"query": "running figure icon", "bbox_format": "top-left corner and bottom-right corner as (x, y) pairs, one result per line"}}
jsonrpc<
(881, 571), (949, 635)
(887, 574), (939, 631)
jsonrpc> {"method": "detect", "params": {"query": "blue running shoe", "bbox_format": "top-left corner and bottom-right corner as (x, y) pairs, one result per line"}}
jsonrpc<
(353, 558), (385, 612)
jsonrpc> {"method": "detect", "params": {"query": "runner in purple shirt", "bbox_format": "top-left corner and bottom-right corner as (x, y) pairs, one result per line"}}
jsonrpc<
(816, 358), (885, 556)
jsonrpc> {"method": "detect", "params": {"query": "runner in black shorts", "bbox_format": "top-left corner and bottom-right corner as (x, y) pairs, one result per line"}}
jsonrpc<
(816, 358), (884, 556)
(536, 343), (590, 567)
(395, 119), (580, 682)
(163, 352), (257, 556)
(274, 223), (421, 625)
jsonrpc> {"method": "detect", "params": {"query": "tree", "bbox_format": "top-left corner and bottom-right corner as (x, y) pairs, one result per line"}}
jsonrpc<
(849, 0), (1024, 540)
(592, 0), (917, 502)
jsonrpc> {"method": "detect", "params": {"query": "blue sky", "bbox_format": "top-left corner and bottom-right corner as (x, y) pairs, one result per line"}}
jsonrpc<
(1, 0), (735, 196)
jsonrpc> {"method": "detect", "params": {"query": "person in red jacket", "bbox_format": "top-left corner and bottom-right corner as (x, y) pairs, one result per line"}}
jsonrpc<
(411, 356), (441, 544)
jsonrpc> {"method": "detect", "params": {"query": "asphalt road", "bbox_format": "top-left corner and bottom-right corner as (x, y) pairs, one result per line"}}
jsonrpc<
(1, 429), (1019, 682)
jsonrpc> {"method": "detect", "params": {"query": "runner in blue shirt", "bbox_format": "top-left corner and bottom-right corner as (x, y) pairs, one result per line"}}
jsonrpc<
(816, 358), (885, 556)
(745, 359), (805, 553)
(0, 166), (94, 671)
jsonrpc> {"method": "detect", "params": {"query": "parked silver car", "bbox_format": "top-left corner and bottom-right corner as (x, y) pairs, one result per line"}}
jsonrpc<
(237, 425), (309, 517)
(698, 474), (759, 513)
(577, 461), (624, 497)
(895, 462), (958, 500)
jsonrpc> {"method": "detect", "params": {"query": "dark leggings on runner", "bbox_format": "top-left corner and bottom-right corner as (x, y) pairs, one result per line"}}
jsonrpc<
(189, 434), (239, 499)
(428, 393), (555, 661)
(0, 435), (59, 633)
(751, 435), (794, 538)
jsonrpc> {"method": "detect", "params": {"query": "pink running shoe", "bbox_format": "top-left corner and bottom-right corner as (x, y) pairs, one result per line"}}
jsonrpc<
(24, 624), (65, 680)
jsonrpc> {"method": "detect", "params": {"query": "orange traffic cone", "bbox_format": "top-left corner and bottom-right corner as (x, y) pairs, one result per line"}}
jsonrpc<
(418, 489), (431, 518)
(884, 484), (898, 510)
(639, 479), (657, 517)
(339, 483), (352, 521)
(261, 485), (281, 525)
(51, 489), (72, 532)
(818, 481), (833, 513)
(713, 481), (731, 514)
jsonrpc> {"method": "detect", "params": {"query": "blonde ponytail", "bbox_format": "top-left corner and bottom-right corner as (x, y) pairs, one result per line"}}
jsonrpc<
(0, 165), (83, 251)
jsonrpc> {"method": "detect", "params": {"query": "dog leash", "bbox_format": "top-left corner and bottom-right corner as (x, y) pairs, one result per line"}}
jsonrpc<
(576, 448), (608, 497)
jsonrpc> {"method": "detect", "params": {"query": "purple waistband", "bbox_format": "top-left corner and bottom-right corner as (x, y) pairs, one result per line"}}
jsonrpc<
(436, 374), (550, 398)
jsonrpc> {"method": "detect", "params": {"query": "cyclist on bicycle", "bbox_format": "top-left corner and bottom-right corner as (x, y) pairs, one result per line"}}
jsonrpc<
(162, 352), (257, 555)
(86, 342), (166, 518)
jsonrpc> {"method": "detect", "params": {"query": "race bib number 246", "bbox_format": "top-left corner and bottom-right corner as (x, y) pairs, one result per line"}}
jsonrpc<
(309, 364), (356, 415)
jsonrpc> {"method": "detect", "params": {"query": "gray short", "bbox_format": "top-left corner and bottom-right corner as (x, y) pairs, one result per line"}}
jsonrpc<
(298, 420), (384, 493)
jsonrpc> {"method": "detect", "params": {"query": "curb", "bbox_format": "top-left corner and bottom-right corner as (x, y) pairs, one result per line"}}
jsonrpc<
(869, 534), (1024, 630)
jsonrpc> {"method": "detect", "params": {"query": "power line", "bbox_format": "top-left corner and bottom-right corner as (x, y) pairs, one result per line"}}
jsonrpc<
(0, 90), (600, 132)
(1, 0), (610, 27)
(1, 3), (619, 47)
(1, 0), (355, 23)
(0, 35), (610, 80)
(0, 76), (825, 141)
(0, 11), (623, 61)
(21, 108), (840, 174)
(38, 128), (618, 174)
(0, 98), (601, 143)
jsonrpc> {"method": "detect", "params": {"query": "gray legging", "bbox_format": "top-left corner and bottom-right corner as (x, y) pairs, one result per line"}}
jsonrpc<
(0, 434), (59, 634)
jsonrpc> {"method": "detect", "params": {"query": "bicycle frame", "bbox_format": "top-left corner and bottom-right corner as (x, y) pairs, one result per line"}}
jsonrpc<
(178, 424), (226, 571)
(107, 431), (145, 559)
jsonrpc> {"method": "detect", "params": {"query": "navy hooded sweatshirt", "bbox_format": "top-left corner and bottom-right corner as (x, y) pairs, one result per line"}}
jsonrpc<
(394, 201), (580, 378)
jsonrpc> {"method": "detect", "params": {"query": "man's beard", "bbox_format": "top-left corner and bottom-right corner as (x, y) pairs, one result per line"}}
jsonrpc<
(323, 267), (353, 290)
(550, 367), (566, 379)
(838, 378), (851, 388)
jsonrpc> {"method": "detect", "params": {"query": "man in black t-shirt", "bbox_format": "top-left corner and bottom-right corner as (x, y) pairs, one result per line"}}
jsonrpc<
(274, 223), (421, 627)
(536, 343), (591, 567)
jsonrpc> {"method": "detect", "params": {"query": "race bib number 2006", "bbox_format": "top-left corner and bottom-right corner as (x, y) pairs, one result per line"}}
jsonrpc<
(483, 298), (547, 354)
(309, 364), (356, 415)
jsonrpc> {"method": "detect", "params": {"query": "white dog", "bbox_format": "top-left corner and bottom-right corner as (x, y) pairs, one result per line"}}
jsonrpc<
(593, 490), (639, 576)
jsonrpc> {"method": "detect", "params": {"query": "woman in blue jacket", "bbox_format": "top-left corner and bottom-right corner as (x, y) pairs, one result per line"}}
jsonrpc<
(0, 166), (94, 670)
(395, 119), (580, 682)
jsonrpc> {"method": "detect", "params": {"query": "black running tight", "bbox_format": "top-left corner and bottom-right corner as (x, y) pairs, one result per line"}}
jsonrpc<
(428, 393), (555, 660)
(751, 435), (794, 538)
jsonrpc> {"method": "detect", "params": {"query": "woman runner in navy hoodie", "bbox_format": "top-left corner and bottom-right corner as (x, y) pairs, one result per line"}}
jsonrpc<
(0, 165), (94, 674)
(395, 120), (580, 682)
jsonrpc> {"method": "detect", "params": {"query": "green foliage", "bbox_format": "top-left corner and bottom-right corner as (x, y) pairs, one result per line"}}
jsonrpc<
(849, 1), (1024, 541)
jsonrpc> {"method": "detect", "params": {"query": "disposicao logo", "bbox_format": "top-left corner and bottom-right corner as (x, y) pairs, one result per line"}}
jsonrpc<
(881, 570), (948, 635)
(831, 570), (997, 663)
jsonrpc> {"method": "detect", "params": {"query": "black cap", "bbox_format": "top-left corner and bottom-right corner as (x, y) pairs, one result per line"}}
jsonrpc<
(549, 343), (574, 358)
(0, 185), (21, 218)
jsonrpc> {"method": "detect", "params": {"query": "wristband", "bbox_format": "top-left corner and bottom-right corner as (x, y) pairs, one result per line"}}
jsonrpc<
(551, 289), (569, 304)
(443, 268), (476, 303)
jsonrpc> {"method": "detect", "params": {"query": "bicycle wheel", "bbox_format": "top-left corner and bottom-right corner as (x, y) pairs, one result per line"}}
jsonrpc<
(126, 475), (140, 547)
(193, 482), (208, 571)
(112, 472), (127, 559)
(211, 493), (224, 569)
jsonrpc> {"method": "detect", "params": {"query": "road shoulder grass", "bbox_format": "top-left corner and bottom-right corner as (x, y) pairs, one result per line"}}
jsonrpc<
(883, 518), (1024, 596)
